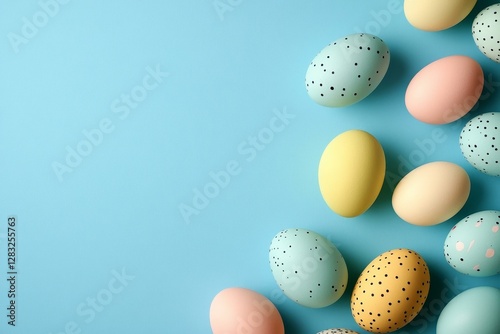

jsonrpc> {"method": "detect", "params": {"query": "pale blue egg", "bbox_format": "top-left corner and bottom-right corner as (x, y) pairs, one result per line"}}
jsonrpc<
(459, 112), (500, 176)
(472, 3), (500, 63)
(305, 33), (390, 108)
(268, 228), (348, 308)
(444, 210), (500, 277)
(437, 286), (500, 334)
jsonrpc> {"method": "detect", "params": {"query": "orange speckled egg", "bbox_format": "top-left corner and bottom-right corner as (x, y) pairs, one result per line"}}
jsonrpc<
(210, 287), (284, 334)
(351, 249), (430, 333)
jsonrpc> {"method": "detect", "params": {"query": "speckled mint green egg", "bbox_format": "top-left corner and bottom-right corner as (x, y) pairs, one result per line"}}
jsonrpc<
(269, 228), (348, 308)
(437, 286), (500, 334)
(317, 329), (359, 334)
(444, 210), (500, 277)
(459, 112), (500, 176)
(305, 33), (390, 108)
(472, 3), (500, 63)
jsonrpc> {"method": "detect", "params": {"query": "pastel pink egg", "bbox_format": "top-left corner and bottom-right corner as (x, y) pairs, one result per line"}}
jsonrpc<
(405, 55), (484, 124)
(209, 287), (284, 334)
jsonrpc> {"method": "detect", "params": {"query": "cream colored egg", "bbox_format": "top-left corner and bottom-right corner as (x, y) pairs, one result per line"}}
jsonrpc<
(318, 130), (386, 217)
(392, 161), (470, 226)
(404, 0), (477, 31)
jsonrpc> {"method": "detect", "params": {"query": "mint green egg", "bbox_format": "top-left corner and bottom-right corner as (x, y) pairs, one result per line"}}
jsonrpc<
(437, 286), (500, 334)
(459, 112), (500, 176)
(305, 33), (390, 108)
(269, 228), (348, 308)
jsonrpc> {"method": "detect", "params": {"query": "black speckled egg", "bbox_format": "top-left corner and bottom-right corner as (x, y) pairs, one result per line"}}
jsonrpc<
(459, 112), (500, 176)
(269, 228), (348, 308)
(472, 3), (500, 63)
(305, 33), (390, 108)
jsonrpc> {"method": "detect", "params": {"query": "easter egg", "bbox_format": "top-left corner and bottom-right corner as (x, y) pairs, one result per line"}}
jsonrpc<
(351, 248), (431, 333)
(317, 329), (359, 334)
(437, 286), (500, 334)
(305, 33), (390, 107)
(404, 0), (477, 31)
(444, 210), (500, 277)
(472, 3), (500, 63)
(209, 287), (284, 334)
(459, 112), (500, 176)
(392, 161), (471, 226)
(269, 228), (348, 308)
(318, 129), (386, 217)
(405, 55), (484, 124)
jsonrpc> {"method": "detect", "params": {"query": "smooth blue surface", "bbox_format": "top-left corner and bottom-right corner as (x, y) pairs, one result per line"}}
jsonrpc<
(0, 1), (499, 333)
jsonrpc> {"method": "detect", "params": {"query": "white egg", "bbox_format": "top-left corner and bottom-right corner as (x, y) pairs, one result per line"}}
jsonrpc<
(317, 329), (359, 334)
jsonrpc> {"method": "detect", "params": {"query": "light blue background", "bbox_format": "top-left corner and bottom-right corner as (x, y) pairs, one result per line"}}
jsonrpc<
(0, 0), (499, 333)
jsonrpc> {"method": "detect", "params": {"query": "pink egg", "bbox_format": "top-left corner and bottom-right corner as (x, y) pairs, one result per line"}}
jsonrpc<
(209, 287), (285, 334)
(405, 55), (484, 124)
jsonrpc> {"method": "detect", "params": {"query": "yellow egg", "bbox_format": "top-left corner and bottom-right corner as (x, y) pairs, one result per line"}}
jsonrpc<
(318, 129), (385, 217)
(351, 249), (431, 333)
(404, 0), (477, 31)
(392, 161), (470, 226)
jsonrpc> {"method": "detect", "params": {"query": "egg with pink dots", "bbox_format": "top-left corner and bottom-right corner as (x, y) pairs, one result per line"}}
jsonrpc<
(444, 210), (500, 277)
